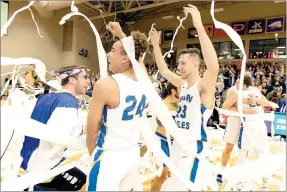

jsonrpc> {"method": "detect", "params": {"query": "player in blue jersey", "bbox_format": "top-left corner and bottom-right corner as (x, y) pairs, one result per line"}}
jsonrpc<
(20, 65), (89, 191)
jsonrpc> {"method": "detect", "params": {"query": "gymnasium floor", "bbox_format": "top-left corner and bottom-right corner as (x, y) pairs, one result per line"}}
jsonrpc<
(1, 98), (285, 191)
(140, 137), (286, 191)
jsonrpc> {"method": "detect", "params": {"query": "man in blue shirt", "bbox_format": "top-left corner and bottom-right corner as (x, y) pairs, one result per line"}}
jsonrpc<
(20, 65), (89, 191)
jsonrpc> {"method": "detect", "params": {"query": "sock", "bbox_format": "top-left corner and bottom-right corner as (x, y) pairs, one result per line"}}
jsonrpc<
(220, 165), (226, 174)
(216, 166), (226, 183)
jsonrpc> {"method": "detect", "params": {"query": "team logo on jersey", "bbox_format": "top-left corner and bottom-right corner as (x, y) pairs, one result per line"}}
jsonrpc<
(179, 94), (193, 103)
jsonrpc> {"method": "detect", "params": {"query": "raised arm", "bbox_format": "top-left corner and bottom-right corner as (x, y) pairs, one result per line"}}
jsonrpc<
(149, 28), (184, 87)
(184, 5), (219, 91)
(106, 22), (148, 74)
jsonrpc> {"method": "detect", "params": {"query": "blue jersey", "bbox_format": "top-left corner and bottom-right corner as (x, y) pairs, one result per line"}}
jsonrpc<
(20, 92), (83, 172)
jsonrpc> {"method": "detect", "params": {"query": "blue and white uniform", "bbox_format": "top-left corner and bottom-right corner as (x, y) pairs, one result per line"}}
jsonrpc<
(238, 88), (268, 152)
(20, 91), (83, 172)
(168, 81), (213, 190)
(88, 74), (147, 191)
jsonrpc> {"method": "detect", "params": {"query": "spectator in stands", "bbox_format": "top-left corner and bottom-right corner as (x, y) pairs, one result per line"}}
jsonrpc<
(4, 74), (12, 96)
(261, 82), (268, 96)
(278, 93), (286, 113)
(274, 81), (283, 95)
(216, 78), (224, 96)
(223, 68), (231, 90)
(266, 77), (273, 93)
(25, 64), (38, 87)
(251, 80), (256, 87)
(267, 89), (281, 105)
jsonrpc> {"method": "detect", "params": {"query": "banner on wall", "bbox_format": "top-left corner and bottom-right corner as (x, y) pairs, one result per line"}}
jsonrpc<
(214, 28), (227, 37)
(273, 112), (286, 135)
(187, 27), (198, 39)
(204, 24), (214, 37)
(247, 19), (265, 34)
(232, 22), (246, 35)
(266, 16), (285, 33)
(163, 29), (174, 41)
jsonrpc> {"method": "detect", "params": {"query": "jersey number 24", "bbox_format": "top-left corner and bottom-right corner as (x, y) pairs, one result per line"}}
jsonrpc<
(122, 95), (147, 121)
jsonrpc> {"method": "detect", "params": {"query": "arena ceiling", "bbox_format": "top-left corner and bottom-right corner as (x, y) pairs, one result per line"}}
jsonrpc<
(79, 1), (245, 25)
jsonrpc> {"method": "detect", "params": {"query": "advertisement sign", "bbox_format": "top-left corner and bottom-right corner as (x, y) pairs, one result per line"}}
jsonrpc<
(247, 19), (265, 34)
(187, 27), (198, 39)
(266, 16), (285, 33)
(163, 29), (174, 41)
(219, 114), (228, 125)
(273, 112), (286, 136)
(214, 28), (227, 37)
(204, 24), (214, 37)
(232, 22), (246, 35)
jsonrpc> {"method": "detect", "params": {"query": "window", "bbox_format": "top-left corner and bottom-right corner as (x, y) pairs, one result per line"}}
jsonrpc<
(187, 41), (245, 59)
(1, 1), (9, 36)
(249, 38), (286, 59)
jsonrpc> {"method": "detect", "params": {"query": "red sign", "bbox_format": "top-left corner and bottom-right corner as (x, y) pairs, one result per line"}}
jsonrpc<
(204, 24), (214, 37)
(214, 28), (227, 37)
(219, 114), (228, 125)
(232, 22), (246, 35)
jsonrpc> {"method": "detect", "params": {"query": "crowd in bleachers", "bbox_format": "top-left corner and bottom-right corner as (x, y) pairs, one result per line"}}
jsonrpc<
(143, 60), (286, 113)
(83, 60), (286, 113)
(2, 60), (285, 113)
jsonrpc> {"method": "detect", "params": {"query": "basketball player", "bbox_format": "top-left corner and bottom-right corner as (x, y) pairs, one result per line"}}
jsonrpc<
(234, 73), (269, 164)
(86, 22), (149, 191)
(150, 4), (219, 190)
(216, 79), (241, 183)
(20, 65), (89, 191)
(220, 72), (270, 190)
(151, 83), (179, 191)
(217, 75), (269, 181)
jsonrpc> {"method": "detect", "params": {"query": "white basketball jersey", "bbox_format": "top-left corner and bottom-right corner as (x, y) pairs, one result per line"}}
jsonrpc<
(229, 85), (241, 121)
(175, 81), (213, 142)
(242, 87), (264, 121)
(96, 74), (147, 150)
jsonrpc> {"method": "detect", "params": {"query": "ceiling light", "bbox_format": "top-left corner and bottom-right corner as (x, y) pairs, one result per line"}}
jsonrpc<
(274, 0), (285, 3)
(277, 46), (285, 48)
(126, 21), (135, 25)
(162, 15), (174, 19)
(214, 8), (224, 12)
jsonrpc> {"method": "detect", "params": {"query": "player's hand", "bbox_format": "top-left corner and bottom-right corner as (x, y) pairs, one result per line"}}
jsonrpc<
(106, 22), (126, 39)
(149, 28), (160, 46)
(183, 4), (203, 30)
